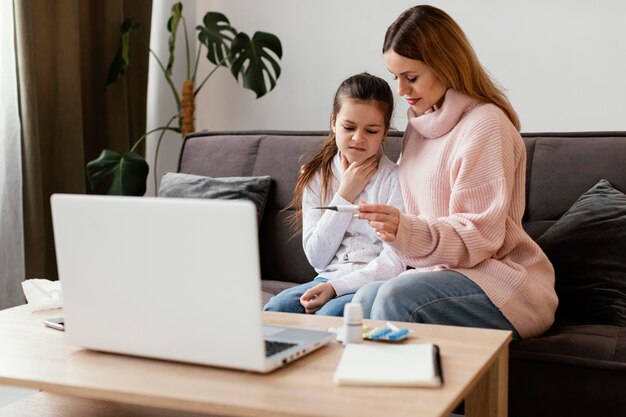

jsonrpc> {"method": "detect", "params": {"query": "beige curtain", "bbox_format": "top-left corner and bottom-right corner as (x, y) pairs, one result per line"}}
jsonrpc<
(0, 0), (24, 309)
(15, 0), (152, 280)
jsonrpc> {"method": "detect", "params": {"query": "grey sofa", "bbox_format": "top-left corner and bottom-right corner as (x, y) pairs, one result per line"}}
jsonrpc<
(177, 130), (626, 417)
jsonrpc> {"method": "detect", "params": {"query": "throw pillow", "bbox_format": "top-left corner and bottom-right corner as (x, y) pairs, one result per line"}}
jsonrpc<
(536, 179), (626, 326)
(158, 172), (272, 224)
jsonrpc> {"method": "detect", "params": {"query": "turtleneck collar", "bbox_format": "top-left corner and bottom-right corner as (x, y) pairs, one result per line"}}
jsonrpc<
(407, 89), (479, 139)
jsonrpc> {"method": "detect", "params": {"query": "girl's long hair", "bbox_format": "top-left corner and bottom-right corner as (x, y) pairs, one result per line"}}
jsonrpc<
(286, 73), (394, 233)
(384, 5), (520, 130)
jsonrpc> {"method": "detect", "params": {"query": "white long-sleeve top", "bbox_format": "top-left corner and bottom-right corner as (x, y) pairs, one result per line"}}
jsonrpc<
(301, 153), (406, 296)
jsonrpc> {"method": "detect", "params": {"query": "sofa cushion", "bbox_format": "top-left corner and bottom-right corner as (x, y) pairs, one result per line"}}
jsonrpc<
(525, 135), (626, 223)
(158, 172), (272, 224)
(177, 131), (404, 284)
(510, 324), (626, 369)
(260, 280), (298, 306)
(537, 179), (626, 326)
(509, 325), (626, 417)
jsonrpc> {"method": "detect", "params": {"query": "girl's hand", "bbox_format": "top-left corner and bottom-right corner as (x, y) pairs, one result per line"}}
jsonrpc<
(337, 154), (378, 203)
(300, 282), (337, 314)
(357, 202), (400, 242)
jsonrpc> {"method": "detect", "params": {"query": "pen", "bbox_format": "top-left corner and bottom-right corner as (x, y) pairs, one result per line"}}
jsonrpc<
(315, 205), (360, 213)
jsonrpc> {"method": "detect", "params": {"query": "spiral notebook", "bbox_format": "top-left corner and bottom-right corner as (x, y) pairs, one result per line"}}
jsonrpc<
(333, 343), (443, 387)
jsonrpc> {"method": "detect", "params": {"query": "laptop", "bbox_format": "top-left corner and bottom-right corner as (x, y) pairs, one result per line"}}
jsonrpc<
(50, 194), (334, 373)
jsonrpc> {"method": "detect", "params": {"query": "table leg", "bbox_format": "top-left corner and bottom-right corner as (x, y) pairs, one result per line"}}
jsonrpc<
(465, 346), (509, 417)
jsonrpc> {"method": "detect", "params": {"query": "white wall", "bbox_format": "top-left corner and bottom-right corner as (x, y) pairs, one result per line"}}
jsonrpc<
(193, 0), (626, 133)
(146, 0), (626, 194)
(146, 0), (197, 195)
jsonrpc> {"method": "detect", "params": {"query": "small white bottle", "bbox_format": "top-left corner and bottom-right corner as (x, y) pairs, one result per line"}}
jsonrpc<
(342, 303), (363, 346)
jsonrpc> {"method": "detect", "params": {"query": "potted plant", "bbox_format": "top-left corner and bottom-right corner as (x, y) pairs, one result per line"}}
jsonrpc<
(86, 2), (282, 195)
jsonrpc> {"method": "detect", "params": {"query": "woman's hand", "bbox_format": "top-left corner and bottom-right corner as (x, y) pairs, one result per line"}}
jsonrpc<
(358, 202), (401, 242)
(337, 154), (378, 203)
(300, 282), (337, 314)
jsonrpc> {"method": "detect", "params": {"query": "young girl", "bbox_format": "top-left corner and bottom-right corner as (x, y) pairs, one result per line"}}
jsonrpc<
(263, 73), (405, 316)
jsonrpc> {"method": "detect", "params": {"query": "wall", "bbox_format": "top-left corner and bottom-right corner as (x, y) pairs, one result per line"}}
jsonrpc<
(146, 0), (626, 194)
(193, 0), (626, 133)
(146, 0), (197, 195)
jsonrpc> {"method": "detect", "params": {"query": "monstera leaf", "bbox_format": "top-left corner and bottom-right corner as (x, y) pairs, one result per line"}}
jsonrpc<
(196, 12), (237, 67)
(230, 31), (282, 98)
(105, 18), (140, 88)
(86, 150), (149, 196)
(165, 2), (183, 76)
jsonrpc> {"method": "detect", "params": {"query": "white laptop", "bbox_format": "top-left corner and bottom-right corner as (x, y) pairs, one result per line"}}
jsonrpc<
(50, 194), (334, 373)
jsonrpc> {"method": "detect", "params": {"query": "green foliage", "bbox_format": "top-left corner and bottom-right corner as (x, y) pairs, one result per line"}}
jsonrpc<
(230, 31), (282, 98)
(197, 12), (237, 67)
(105, 19), (140, 88)
(86, 150), (150, 196)
(166, 2), (183, 76)
(89, 3), (283, 196)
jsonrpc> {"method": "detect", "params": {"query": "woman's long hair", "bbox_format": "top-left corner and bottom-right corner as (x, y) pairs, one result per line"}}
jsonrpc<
(384, 5), (520, 130)
(286, 73), (394, 233)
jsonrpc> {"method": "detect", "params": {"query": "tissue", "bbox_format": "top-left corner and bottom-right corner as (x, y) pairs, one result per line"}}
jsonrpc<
(21, 279), (63, 312)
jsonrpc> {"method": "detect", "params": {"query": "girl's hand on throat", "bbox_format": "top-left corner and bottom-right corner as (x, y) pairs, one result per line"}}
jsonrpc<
(338, 153), (378, 203)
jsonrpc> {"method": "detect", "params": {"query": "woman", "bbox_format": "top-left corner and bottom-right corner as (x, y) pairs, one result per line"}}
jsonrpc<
(354, 5), (557, 339)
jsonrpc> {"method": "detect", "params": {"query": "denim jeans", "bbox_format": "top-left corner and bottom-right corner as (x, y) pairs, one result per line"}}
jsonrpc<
(263, 277), (354, 317)
(352, 270), (521, 339)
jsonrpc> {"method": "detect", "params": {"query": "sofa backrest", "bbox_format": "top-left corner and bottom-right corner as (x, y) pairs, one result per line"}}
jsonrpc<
(520, 133), (626, 238)
(178, 130), (626, 284)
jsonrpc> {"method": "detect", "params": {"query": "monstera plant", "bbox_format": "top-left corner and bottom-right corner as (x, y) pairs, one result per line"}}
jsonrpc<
(87, 3), (282, 195)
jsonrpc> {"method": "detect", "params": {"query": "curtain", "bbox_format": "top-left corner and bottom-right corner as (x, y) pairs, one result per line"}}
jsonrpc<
(0, 0), (24, 309)
(14, 0), (152, 281)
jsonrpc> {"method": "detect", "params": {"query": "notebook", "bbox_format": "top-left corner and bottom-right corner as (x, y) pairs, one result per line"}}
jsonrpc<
(333, 343), (443, 387)
(50, 194), (334, 373)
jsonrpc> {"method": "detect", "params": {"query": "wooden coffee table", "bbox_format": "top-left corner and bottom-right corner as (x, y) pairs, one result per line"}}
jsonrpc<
(0, 305), (511, 417)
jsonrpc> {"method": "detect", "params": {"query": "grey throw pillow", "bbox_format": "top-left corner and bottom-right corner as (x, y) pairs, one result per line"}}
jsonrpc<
(158, 172), (272, 224)
(536, 179), (626, 326)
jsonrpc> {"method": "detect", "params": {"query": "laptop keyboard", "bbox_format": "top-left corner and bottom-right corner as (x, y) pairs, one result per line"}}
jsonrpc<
(265, 340), (296, 357)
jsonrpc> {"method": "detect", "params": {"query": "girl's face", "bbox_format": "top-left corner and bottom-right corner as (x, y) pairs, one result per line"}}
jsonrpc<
(332, 98), (386, 164)
(384, 50), (447, 116)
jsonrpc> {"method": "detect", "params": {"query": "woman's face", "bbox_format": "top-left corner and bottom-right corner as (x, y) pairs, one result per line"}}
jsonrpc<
(384, 50), (447, 116)
(332, 98), (386, 164)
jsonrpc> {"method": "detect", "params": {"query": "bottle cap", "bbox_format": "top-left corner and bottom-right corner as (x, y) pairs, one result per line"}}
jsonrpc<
(343, 302), (363, 324)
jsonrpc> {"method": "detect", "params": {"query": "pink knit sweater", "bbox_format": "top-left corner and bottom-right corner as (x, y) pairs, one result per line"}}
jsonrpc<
(392, 88), (557, 339)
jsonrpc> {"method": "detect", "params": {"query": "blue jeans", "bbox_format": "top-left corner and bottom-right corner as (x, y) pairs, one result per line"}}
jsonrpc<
(263, 277), (354, 317)
(353, 270), (521, 339)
